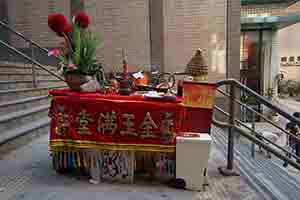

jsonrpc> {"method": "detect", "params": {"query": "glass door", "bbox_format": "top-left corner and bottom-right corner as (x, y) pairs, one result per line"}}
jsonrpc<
(240, 30), (263, 121)
(240, 31), (262, 93)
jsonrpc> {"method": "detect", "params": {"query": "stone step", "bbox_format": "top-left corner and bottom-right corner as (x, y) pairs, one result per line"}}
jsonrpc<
(0, 86), (66, 102)
(0, 61), (57, 71)
(0, 65), (57, 74)
(38, 80), (66, 88)
(0, 105), (49, 131)
(0, 79), (65, 90)
(0, 72), (58, 81)
(0, 117), (49, 155)
(0, 95), (50, 116)
(213, 126), (300, 200)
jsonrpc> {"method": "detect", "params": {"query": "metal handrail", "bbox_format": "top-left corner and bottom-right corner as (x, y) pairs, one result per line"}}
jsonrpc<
(0, 40), (63, 81)
(0, 20), (49, 54)
(213, 79), (300, 175)
(0, 20), (64, 83)
(217, 79), (300, 127)
(217, 87), (300, 144)
(213, 107), (300, 171)
(235, 118), (300, 161)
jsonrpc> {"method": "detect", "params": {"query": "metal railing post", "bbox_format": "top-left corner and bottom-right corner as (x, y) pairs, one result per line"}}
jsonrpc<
(227, 83), (236, 170)
(30, 43), (37, 88)
(218, 83), (240, 176)
(251, 112), (256, 158)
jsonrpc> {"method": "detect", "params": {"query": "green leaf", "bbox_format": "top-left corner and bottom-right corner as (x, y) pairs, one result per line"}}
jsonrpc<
(72, 25), (82, 65)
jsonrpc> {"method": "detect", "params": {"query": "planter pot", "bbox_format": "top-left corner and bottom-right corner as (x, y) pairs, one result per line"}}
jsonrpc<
(65, 74), (92, 92)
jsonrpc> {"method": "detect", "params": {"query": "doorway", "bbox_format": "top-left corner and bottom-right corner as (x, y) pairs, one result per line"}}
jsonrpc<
(240, 29), (273, 121)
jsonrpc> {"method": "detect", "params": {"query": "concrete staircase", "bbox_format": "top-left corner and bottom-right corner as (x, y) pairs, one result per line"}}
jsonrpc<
(213, 126), (300, 200)
(0, 62), (66, 153)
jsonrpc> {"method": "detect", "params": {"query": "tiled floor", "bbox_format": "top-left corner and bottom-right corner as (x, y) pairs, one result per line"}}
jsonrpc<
(0, 134), (263, 200)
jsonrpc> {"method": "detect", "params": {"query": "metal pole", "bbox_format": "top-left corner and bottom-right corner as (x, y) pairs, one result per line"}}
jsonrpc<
(30, 43), (37, 88)
(225, 0), (229, 79)
(251, 111), (256, 158)
(227, 84), (236, 170)
(218, 83), (240, 176)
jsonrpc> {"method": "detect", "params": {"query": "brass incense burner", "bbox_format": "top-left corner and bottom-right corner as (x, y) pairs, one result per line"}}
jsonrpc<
(185, 49), (208, 82)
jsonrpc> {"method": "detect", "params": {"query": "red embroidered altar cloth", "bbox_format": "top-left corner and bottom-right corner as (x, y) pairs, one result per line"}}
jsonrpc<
(48, 89), (214, 152)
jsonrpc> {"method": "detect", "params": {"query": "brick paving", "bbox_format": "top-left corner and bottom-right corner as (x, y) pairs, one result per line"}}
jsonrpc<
(0, 133), (263, 200)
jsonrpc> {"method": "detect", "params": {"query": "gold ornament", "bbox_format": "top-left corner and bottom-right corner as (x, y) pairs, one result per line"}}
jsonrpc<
(139, 112), (158, 139)
(76, 110), (93, 135)
(120, 113), (137, 136)
(160, 112), (175, 143)
(97, 111), (117, 135)
(55, 112), (70, 136)
(185, 48), (208, 81)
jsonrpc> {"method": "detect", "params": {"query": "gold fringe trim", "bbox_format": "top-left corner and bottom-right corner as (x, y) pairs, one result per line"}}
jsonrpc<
(50, 139), (175, 153)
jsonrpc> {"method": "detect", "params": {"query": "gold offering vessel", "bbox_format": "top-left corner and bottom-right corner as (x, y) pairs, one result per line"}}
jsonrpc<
(185, 49), (208, 82)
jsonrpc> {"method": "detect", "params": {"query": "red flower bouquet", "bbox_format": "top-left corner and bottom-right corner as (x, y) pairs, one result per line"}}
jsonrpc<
(48, 10), (105, 92)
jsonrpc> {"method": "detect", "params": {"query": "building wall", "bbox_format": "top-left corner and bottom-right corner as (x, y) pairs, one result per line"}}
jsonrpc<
(162, 0), (204, 73)
(279, 22), (300, 81)
(209, 0), (227, 81)
(279, 2), (300, 81)
(3, 0), (241, 81)
(85, 0), (151, 72)
(242, 1), (300, 17)
(5, 0), (150, 72)
(0, 0), (7, 21)
(149, 0), (164, 71)
(6, 0), (71, 48)
(0, 0), (9, 42)
(241, 3), (286, 16)
(270, 31), (280, 89)
(286, 1), (300, 14)
(227, 0), (241, 80)
(161, 0), (240, 82)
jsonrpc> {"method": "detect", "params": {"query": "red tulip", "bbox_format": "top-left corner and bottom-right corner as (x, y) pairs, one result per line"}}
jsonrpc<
(48, 14), (71, 37)
(75, 12), (90, 29)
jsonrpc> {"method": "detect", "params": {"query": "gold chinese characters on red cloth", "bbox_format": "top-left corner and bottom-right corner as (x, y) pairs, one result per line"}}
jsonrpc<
(48, 88), (216, 152)
(48, 90), (184, 151)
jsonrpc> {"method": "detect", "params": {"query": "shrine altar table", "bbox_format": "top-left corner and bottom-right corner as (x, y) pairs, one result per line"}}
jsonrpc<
(48, 88), (214, 183)
(49, 89), (213, 152)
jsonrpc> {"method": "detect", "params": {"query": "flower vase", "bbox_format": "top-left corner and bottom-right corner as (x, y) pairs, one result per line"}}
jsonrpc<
(64, 73), (92, 92)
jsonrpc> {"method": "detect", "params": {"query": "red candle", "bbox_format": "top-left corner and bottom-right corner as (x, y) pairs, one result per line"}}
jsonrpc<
(123, 61), (128, 80)
(122, 48), (128, 80)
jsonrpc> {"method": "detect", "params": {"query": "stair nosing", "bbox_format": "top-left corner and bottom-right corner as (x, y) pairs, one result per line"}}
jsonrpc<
(0, 72), (57, 76)
(0, 61), (56, 69)
(213, 126), (300, 200)
(0, 79), (62, 84)
(0, 104), (49, 123)
(0, 117), (49, 146)
(0, 86), (66, 94)
(0, 95), (49, 108)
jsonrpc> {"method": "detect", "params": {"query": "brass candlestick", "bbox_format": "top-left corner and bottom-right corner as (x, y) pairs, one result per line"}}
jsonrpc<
(119, 48), (132, 95)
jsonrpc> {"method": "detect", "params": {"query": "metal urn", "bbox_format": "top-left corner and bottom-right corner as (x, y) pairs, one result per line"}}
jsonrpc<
(185, 49), (208, 82)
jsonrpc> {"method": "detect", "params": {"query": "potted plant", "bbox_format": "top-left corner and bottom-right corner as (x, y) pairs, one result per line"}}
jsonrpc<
(265, 87), (279, 122)
(47, 12), (105, 92)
